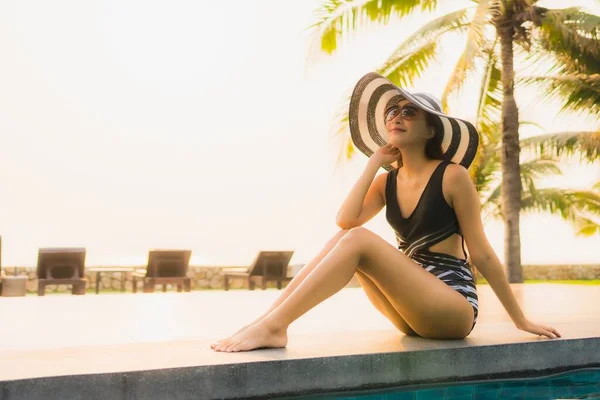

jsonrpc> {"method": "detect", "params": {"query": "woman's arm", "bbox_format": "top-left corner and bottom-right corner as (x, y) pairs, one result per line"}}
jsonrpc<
(336, 157), (386, 229)
(444, 164), (561, 339)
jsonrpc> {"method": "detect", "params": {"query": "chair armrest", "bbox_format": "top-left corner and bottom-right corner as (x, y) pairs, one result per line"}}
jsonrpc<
(222, 270), (250, 277)
(132, 270), (146, 278)
(222, 267), (249, 272)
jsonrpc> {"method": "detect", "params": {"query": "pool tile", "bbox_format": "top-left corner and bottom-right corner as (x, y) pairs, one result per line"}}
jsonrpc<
(446, 385), (474, 397)
(474, 383), (502, 394)
(415, 388), (446, 400)
(524, 384), (552, 400)
(446, 396), (473, 400)
(383, 391), (416, 400)
(569, 370), (600, 383)
(473, 392), (499, 400)
(570, 384), (600, 397)
(499, 383), (527, 398)
(549, 385), (573, 398)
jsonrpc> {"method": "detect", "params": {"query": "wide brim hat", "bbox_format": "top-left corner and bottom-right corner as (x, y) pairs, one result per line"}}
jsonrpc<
(349, 72), (479, 171)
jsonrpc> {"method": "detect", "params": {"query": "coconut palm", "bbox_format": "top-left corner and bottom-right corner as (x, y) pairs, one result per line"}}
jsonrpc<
(309, 0), (600, 282)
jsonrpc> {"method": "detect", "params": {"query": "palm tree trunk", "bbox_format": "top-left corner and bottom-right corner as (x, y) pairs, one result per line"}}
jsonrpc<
(496, 18), (523, 283)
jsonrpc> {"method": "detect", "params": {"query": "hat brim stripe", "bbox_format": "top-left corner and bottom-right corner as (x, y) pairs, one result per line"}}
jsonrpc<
(459, 119), (479, 168)
(439, 116), (453, 153)
(451, 119), (471, 165)
(349, 74), (380, 158)
(414, 93), (442, 112)
(443, 117), (462, 162)
(368, 84), (399, 147)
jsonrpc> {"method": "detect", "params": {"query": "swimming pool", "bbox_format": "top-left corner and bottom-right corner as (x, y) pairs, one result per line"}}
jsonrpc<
(290, 367), (600, 400)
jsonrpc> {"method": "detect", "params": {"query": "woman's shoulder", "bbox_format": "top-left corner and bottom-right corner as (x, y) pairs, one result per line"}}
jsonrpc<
(442, 162), (473, 192)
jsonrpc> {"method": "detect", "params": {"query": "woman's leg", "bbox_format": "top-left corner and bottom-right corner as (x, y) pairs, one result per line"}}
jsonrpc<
(354, 270), (419, 336)
(211, 229), (351, 348)
(212, 227), (475, 352)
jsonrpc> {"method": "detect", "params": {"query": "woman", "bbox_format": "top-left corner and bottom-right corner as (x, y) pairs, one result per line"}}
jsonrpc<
(211, 72), (561, 352)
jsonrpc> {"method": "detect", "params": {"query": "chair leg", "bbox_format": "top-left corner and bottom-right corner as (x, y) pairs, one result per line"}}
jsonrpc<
(38, 281), (45, 296)
(184, 278), (191, 292)
(133, 277), (137, 293)
(144, 279), (154, 293)
(224, 275), (229, 291)
(249, 278), (255, 290)
(177, 284), (182, 292)
(162, 284), (167, 292)
(261, 277), (267, 290)
(76, 282), (86, 295)
(277, 279), (282, 290)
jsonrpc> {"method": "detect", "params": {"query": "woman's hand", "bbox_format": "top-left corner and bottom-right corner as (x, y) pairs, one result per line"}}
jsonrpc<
(370, 143), (401, 167)
(516, 318), (562, 339)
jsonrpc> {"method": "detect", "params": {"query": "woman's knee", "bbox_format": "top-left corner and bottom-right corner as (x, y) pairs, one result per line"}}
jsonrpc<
(345, 226), (370, 239)
(340, 226), (371, 245)
(336, 227), (371, 258)
(334, 228), (351, 238)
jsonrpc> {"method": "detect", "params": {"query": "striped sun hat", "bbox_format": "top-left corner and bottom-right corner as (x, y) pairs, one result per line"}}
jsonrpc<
(348, 72), (479, 171)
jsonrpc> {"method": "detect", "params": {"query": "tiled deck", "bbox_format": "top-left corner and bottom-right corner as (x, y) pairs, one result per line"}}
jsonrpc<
(1, 284), (599, 399)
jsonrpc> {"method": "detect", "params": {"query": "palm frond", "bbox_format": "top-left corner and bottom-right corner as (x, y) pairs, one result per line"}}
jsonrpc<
(520, 188), (600, 237)
(441, 0), (492, 110)
(527, 7), (600, 75)
(308, 0), (440, 55)
(573, 215), (600, 236)
(484, 184), (600, 237)
(517, 73), (600, 116)
(481, 157), (563, 216)
(519, 131), (600, 163)
(377, 41), (439, 86)
(474, 42), (502, 139)
(381, 8), (471, 62)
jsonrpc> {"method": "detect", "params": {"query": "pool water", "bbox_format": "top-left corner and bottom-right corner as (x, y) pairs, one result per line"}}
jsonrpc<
(305, 368), (600, 400)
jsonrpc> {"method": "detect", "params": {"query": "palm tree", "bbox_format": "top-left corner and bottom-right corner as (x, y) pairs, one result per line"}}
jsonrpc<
(471, 43), (600, 274)
(309, 0), (600, 282)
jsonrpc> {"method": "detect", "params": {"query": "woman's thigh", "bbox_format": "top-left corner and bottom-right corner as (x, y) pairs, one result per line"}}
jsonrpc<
(342, 227), (475, 339)
(354, 270), (420, 336)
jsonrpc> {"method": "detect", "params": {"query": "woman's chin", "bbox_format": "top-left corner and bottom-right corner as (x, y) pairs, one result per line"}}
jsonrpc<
(386, 139), (404, 148)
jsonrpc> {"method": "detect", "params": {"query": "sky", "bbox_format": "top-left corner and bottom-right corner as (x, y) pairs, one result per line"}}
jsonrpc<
(0, 0), (599, 268)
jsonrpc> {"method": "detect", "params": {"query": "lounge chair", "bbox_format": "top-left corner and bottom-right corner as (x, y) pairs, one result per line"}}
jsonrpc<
(37, 248), (87, 296)
(222, 251), (294, 291)
(132, 250), (192, 293)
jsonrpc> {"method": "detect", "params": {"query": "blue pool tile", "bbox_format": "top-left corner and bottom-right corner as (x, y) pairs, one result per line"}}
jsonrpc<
(524, 384), (552, 400)
(383, 391), (416, 400)
(570, 384), (600, 397)
(446, 396), (473, 400)
(342, 395), (384, 400)
(415, 388), (446, 400)
(473, 392), (499, 400)
(446, 385), (474, 397)
(569, 370), (600, 383)
(474, 383), (502, 394)
(500, 382), (527, 396)
(549, 385), (573, 398)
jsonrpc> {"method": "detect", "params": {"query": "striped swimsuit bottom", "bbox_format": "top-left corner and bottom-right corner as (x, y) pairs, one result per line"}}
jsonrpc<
(410, 250), (479, 333)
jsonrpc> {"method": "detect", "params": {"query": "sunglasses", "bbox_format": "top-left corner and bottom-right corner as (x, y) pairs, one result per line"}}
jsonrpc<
(384, 104), (423, 122)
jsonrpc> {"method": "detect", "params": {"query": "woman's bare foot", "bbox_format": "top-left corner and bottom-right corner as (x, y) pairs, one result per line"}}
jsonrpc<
(210, 315), (267, 349)
(212, 320), (287, 352)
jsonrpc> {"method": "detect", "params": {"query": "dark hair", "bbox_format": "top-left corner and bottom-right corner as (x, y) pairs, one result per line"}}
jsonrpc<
(424, 112), (445, 160)
(395, 111), (445, 168)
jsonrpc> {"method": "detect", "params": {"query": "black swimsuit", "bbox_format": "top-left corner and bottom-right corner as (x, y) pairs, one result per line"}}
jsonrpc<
(385, 160), (479, 333)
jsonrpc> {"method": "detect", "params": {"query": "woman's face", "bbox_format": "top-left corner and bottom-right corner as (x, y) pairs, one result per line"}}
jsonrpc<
(384, 99), (432, 148)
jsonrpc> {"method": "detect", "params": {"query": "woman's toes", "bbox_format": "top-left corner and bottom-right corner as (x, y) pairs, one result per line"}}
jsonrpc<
(225, 342), (238, 352)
